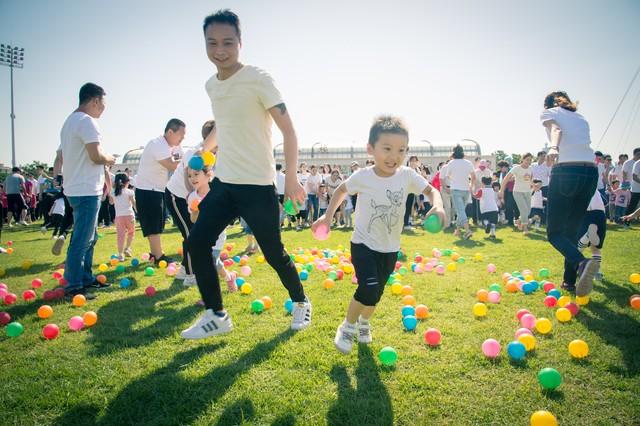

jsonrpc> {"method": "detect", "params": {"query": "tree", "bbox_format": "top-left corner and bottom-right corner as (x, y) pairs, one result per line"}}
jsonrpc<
(19, 160), (49, 177)
(492, 150), (507, 162)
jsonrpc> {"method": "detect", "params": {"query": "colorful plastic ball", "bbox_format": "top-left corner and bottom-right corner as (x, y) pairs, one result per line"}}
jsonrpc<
(251, 299), (265, 313)
(482, 338), (501, 358)
(312, 222), (330, 241)
(4, 293), (17, 305)
(145, 286), (156, 297)
(556, 295), (571, 307)
(629, 273), (640, 284)
(328, 271), (338, 280)
(575, 295), (590, 306)
(6, 248), (13, 254)
(58, 277), (68, 287)
(522, 282), (536, 295)
(378, 346), (398, 366)
(0, 288), (6, 300)
(22, 289), (37, 301)
(476, 289), (489, 302)
(473, 302), (488, 317)
(68, 316), (84, 331)
(538, 368), (562, 390)
(423, 214), (442, 233)
(535, 318), (553, 334)
(401, 305), (416, 317)
(110, 258), (119, 267)
(42, 323), (60, 340)
(201, 151), (216, 166)
(398, 266), (408, 276)
(390, 283), (402, 295)
(424, 328), (442, 346)
(568, 339), (589, 358)
(446, 262), (457, 272)
(487, 263), (497, 273)
(131, 258), (140, 267)
(543, 282), (556, 293)
(402, 295), (416, 307)
(31, 278), (43, 289)
(96, 274), (107, 284)
(555, 308), (572, 323)
(284, 298), (294, 314)
(515, 327), (533, 339)
(402, 315), (418, 331)
(564, 302), (579, 316)
(0, 283), (7, 290)
(435, 265), (445, 275)
(488, 291), (501, 304)
(120, 278), (131, 288)
(520, 313), (537, 329)
(488, 283), (501, 293)
(70, 294), (85, 307)
(239, 256), (249, 266)
(415, 304), (429, 319)
(98, 263), (109, 272)
(0, 311), (11, 326)
(283, 199), (302, 215)
(158, 260), (167, 269)
(38, 305), (54, 319)
(506, 282), (518, 293)
(54, 288), (65, 299)
(188, 155), (205, 170)
(261, 296), (272, 310)
(538, 268), (550, 279)
(507, 341), (526, 360)
(547, 289), (561, 299)
(141, 253), (150, 261)
(144, 267), (155, 276)
(299, 270), (308, 281)
(116, 265), (126, 273)
(518, 333), (536, 351)
(543, 296), (557, 308)
(6, 321), (23, 337)
(256, 255), (265, 263)
(631, 295), (640, 310)
(530, 410), (558, 426)
(401, 285), (413, 296)
(83, 311), (98, 326)
(238, 266), (251, 277)
(241, 283), (253, 295)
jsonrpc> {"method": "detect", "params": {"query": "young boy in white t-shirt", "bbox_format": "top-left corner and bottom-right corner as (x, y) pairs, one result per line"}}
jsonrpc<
(474, 176), (499, 238)
(312, 115), (445, 354)
(529, 179), (545, 229)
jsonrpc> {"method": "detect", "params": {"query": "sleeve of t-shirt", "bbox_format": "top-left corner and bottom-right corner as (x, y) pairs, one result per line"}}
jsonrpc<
(152, 140), (172, 161)
(257, 71), (284, 110)
(407, 168), (429, 194)
(78, 116), (101, 144)
(633, 161), (640, 176)
(540, 109), (556, 125)
(344, 170), (363, 195)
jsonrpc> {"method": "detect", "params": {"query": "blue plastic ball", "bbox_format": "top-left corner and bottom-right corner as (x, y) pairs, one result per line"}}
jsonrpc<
(120, 278), (131, 288)
(548, 289), (561, 299)
(528, 281), (539, 291)
(410, 263), (417, 272)
(507, 341), (526, 360)
(131, 258), (140, 267)
(188, 155), (204, 171)
(401, 305), (416, 317)
(233, 256), (241, 263)
(236, 277), (245, 287)
(284, 298), (294, 314)
(110, 254), (118, 259)
(402, 315), (418, 331)
(300, 270), (309, 281)
(522, 283), (535, 295)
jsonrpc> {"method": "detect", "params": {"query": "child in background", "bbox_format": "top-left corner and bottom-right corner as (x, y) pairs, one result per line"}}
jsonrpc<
(492, 181), (505, 224)
(343, 194), (353, 228)
(312, 115), (445, 354)
(113, 173), (136, 261)
(607, 180), (619, 222)
(240, 217), (259, 254)
(48, 191), (66, 239)
(577, 191), (607, 280)
(318, 184), (329, 217)
(475, 176), (499, 238)
(530, 179), (545, 229)
(615, 182), (631, 225)
(187, 159), (237, 292)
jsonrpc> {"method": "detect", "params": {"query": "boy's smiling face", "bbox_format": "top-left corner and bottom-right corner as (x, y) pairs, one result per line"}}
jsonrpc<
(367, 133), (409, 177)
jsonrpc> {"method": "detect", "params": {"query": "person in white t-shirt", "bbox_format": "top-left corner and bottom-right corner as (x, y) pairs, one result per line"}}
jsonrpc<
(499, 153), (534, 234)
(112, 173), (136, 261)
(306, 165), (322, 223)
(312, 115), (445, 355)
(540, 91), (599, 296)
(473, 176), (499, 238)
(48, 192), (66, 239)
(529, 179), (545, 229)
(621, 148), (639, 184)
(609, 153), (627, 184)
(53, 83), (116, 301)
(296, 163), (309, 230)
(576, 191), (607, 280)
(623, 148), (640, 219)
(135, 119), (184, 265)
(182, 10), (311, 339)
(444, 145), (476, 239)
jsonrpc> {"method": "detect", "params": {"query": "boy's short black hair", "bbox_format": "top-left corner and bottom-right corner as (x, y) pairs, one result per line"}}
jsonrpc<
(491, 181), (501, 189)
(594, 151), (603, 157)
(12, 166), (20, 173)
(203, 9), (241, 40)
(481, 176), (492, 186)
(165, 118), (186, 134)
(368, 115), (409, 146)
(79, 83), (105, 106)
(537, 151), (546, 157)
(276, 164), (282, 171)
(533, 179), (542, 184)
(452, 144), (465, 159)
(634, 147), (640, 155)
(612, 179), (620, 185)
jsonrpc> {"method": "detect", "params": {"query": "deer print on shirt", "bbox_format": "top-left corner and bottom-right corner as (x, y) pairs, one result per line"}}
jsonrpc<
(367, 189), (404, 234)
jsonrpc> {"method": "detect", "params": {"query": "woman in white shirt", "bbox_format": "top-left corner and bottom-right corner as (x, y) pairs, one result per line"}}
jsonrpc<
(499, 152), (534, 234)
(445, 145), (476, 239)
(540, 91), (599, 297)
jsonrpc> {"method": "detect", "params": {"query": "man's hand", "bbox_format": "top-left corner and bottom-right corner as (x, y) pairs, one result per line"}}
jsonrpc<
(284, 175), (306, 211)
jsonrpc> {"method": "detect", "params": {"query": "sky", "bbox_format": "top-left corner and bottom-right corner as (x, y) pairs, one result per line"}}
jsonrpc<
(0, 0), (639, 167)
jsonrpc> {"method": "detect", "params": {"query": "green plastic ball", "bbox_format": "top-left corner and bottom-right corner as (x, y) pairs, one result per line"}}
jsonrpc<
(539, 268), (550, 279)
(422, 214), (442, 233)
(251, 299), (265, 313)
(283, 199), (302, 215)
(6, 321), (24, 337)
(145, 267), (155, 276)
(378, 346), (398, 366)
(538, 368), (562, 390)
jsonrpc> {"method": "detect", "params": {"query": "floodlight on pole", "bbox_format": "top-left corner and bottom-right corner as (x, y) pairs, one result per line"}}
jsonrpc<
(0, 44), (25, 167)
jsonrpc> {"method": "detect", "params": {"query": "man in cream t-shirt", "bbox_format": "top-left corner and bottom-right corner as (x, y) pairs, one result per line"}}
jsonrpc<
(53, 83), (115, 301)
(134, 119), (184, 265)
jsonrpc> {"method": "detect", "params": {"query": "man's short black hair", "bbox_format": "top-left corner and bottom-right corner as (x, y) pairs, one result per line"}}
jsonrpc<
(594, 151), (603, 157)
(165, 118), (186, 134)
(79, 83), (105, 106)
(203, 9), (241, 40)
(634, 147), (640, 156)
(537, 151), (546, 157)
(533, 179), (542, 184)
(12, 166), (20, 173)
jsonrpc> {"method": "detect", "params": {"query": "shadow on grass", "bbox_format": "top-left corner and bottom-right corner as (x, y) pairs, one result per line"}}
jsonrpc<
(327, 345), (393, 426)
(51, 403), (99, 426)
(2, 261), (56, 279)
(86, 283), (198, 356)
(452, 239), (485, 248)
(216, 398), (255, 425)
(87, 330), (294, 425)
(272, 414), (296, 425)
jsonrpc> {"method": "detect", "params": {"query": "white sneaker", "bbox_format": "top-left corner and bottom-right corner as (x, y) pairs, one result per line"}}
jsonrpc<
(52, 235), (65, 256)
(403, 225), (413, 231)
(117, 254), (125, 262)
(180, 309), (233, 339)
(176, 266), (187, 280)
(124, 248), (133, 258)
(357, 318), (372, 344)
(291, 299), (312, 330)
(19, 221), (29, 226)
(334, 321), (357, 354)
(183, 275), (197, 287)
(587, 224), (600, 247)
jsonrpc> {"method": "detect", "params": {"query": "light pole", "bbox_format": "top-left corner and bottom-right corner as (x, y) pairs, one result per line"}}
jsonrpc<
(461, 138), (481, 156)
(311, 142), (323, 159)
(273, 142), (283, 159)
(420, 139), (434, 156)
(0, 44), (25, 167)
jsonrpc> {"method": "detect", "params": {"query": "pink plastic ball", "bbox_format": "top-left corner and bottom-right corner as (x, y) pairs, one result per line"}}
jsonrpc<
(415, 265), (424, 274)
(42, 324), (60, 340)
(487, 263), (497, 273)
(543, 282), (556, 293)
(0, 283), (7, 290)
(22, 290), (37, 301)
(435, 265), (445, 275)
(424, 328), (442, 346)
(145, 286), (156, 297)
(516, 309), (530, 321)
(140, 253), (150, 261)
(544, 296), (557, 307)
(515, 327), (533, 339)
(4, 293), (17, 305)
(31, 279), (43, 289)
(520, 313), (537, 329)
(488, 291), (501, 304)
(565, 302), (579, 316)
(424, 263), (434, 272)
(240, 266), (252, 277)
(0, 288), (7, 299)
(312, 223), (330, 241)
(67, 316), (84, 331)
(481, 338), (501, 358)
(0, 311), (10, 326)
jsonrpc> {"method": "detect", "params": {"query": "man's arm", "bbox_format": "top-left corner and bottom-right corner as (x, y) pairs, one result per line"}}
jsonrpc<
(53, 150), (63, 177)
(270, 103), (305, 206)
(158, 157), (179, 171)
(85, 142), (115, 166)
(543, 120), (562, 161)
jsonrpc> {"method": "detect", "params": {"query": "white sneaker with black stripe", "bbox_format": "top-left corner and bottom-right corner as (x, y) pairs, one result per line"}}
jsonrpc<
(291, 299), (312, 330)
(357, 318), (372, 344)
(180, 309), (233, 339)
(176, 266), (188, 280)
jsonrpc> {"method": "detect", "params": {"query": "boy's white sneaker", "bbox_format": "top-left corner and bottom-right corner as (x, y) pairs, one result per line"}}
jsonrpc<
(52, 235), (65, 256)
(291, 299), (312, 330)
(334, 321), (357, 354)
(180, 309), (233, 339)
(357, 318), (372, 344)
(183, 275), (197, 287)
(587, 224), (600, 247)
(175, 265), (187, 280)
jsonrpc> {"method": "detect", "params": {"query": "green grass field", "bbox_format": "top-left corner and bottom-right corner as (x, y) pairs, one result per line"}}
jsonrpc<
(0, 222), (639, 425)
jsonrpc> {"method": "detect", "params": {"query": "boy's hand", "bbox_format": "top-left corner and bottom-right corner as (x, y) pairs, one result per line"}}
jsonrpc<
(426, 206), (446, 228)
(285, 176), (306, 210)
(311, 214), (331, 233)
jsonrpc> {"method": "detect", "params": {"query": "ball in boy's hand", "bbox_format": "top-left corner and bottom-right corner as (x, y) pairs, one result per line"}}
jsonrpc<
(423, 215), (442, 233)
(188, 156), (205, 171)
(283, 199), (302, 215)
(312, 222), (330, 241)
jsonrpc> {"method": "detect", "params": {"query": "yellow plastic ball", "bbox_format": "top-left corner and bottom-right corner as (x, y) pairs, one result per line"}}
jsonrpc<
(446, 262), (457, 272)
(201, 151), (216, 167)
(390, 283), (402, 295)
(240, 283), (253, 295)
(518, 333), (536, 351)
(530, 410), (558, 426)
(629, 273), (640, 284)
(535, 318), (552, 334)
(555, 307), (572, 323)
(323, 279), (335, 289)
(524, 274), (534, 282)
(575, 295), (590, 306)
(257, 255), (265, 263)
(98, 263), (109, 272)
(158, 260), (167, 269)
(568, 339), (589, 358)
(473, 302), (488, 317)
(556, 295), (571, 307)
(21, 260), (33, 270)
(473, 253), (483, 262)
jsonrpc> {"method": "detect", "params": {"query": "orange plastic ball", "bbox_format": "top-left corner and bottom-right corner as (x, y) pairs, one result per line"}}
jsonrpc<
(82, 311), (98, 326)
(37, 305), (54, 319)
(476, 289), (489, 302)
(260, 296), (273, 310)
(415, 304), (430, 319)
(72, 294), (86, 307)
(402, 295), (416, 306)
(96, 274), (107, 284)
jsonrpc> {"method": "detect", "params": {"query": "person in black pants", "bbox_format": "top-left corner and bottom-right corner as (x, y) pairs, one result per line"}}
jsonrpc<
(403, 155), (420, 230)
